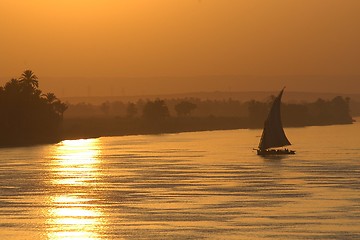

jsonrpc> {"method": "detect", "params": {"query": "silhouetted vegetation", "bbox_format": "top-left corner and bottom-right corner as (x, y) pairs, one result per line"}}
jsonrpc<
(247, 96), (353, 128)
(0, 70), (67, 146)
(126, 103), (138, 118)
(2, 71), (353, 144)
(350, 100), (360, 117)
(61, 95), (354, 140)
(142, 99), (169, 121)
(175, 101), (197, 117)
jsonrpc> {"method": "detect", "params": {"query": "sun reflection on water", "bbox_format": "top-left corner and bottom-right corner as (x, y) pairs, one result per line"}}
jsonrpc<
(47, 138), (105, 240)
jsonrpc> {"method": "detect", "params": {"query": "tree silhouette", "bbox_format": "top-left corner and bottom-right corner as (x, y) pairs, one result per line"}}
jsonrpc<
(53, 101), (68, 118)
(43, 92), (57, 104)
(19, 70), (39, 89)
(175, 101), (197, 117)
(100, 101), (110, 115)
(247, 100), (269, 126)
(0, 70), (67, 146)
(4, 78), (22, 94)
(142, 99), (169, 120)
(126, 103), (137, 118)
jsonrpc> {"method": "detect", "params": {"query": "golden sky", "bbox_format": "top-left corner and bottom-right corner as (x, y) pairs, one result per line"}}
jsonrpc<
(1, 0), (360, 95)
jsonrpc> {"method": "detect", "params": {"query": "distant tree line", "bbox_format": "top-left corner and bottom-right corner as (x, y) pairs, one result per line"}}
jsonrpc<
(65, 98), (248, 119)
(247, 95), (353, 127)
(1, 70), (353, 146)
(350, 100), (360, 117)
(58, 93), (356, 139)
(0, 70), (67, 146)
(64, 96), (354, 127)
(59, 94), (355, 139)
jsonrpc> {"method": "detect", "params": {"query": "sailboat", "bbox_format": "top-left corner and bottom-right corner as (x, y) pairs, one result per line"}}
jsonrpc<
(256, 88), (295, 155)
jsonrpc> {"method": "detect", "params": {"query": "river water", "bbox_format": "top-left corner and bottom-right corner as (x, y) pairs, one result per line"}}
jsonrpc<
(0, 121), (360, 240)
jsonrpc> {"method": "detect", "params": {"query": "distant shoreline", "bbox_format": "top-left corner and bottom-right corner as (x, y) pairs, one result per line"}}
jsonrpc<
(60, 116), (355, 142)
(0, 117), (355, 148)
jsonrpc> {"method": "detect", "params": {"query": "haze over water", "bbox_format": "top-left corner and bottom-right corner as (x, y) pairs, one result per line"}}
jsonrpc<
(1, 120), (359, 239)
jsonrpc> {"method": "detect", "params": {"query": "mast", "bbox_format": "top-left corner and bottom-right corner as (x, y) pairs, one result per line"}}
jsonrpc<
(258, 88), (291, 150)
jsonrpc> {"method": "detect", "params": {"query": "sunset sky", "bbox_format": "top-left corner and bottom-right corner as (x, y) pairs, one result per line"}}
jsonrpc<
(1, 0), (359, 96)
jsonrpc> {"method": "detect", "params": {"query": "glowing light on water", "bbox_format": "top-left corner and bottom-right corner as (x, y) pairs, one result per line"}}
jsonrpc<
(46, 138), (105, 240)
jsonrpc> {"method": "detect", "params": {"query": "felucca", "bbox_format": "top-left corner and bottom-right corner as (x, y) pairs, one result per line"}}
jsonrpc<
(256, 88), (295, 155)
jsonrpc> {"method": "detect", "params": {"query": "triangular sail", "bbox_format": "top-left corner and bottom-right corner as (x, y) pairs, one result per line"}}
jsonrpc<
(258, 89), (291, 150)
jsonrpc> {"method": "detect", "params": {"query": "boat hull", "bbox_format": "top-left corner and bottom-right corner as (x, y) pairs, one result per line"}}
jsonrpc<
(257, 149), (295, 155)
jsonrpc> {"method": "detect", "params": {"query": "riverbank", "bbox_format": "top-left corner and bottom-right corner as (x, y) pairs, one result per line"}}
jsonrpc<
(61, 116), (355, 141)
(61, 117), (249, 140)
(0, 116), (355, 148)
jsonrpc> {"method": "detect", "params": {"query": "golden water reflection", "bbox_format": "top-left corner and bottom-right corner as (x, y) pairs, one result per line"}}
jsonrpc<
(47, 139), (105, 240)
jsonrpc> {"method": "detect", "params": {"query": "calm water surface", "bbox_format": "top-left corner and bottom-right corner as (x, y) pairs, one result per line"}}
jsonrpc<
(1, 121), (360, 239)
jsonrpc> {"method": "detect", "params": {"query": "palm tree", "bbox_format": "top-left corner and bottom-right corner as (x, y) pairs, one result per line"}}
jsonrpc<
(42, 92), (58, 104)
(4, 78), (21, 93)
(19, 70), (39, 89)
(53, 101), (68, 118)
